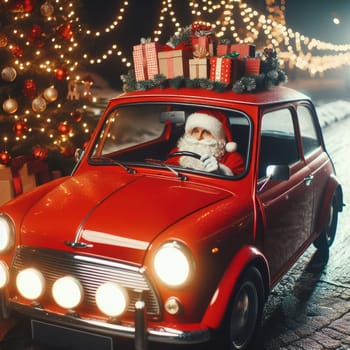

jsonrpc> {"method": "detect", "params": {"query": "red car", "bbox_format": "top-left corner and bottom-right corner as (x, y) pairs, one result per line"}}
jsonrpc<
(0, 86), (343, 350)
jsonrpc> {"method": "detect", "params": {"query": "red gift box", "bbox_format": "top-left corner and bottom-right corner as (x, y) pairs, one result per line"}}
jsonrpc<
(189, 58), (209, 79)
(133, 42), (160, 81)
(192, 36), (214, 58)
(230, 44), (256, 60)
(216, 44), (230, 57)
(245, 58), (261, 76)
(210, 57), (244, 84)
(158, 49), (191, 79)
(210, 57), (232, 84)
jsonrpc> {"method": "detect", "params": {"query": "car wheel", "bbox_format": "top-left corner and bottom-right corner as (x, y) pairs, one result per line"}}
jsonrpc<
(216, 267), (265, 350)
(314, 196), (338, 252)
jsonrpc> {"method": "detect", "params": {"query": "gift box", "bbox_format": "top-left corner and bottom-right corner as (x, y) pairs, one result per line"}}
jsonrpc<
(192, 36), (214, 58)
(189, 58), (209, 79)
(0, 166), (12, 181)
(158, 49), (191, 79)
(210, 57), (244, 84)
(19, 163), (37, 194)
(216, 44), (230, 57)
(230, 44), (256, 60)
(133, 41), (160, 81)
(0, 180), (14, 205)
(245, 58), (261, 76)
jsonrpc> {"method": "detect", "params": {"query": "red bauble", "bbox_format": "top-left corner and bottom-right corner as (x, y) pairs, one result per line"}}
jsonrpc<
(11, 45), (23, 57)
(58, 23), (73, 40)
(29, 24), (42, 41)
(58, 123), (70, 135)
(0, 151), (11, 165)
(23, 79), (37, 98)
(71, 109), (82, 122)
(32, 145), (48, 160)
(55, 67), (67, 80)
(13, 121), (28, 137)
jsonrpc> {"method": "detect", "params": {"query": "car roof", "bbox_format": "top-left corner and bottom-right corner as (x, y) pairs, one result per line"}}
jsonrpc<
(111, 86), (312, 107)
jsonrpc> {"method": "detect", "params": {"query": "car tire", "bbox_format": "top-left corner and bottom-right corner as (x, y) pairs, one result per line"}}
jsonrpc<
(314, 196), (338, 253)
(214, 267), (265, 350)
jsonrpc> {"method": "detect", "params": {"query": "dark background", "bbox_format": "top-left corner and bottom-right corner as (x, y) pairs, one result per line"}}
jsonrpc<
(80, 0), (350, 90)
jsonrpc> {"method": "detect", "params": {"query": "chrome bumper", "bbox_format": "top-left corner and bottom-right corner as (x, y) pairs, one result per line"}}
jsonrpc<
(9, 301), (210, 349)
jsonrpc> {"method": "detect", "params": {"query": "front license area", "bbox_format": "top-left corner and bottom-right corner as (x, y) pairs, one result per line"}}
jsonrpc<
(32, 320), (114, 350)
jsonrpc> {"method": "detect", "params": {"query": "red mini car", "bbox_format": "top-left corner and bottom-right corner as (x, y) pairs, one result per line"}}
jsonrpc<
(0, 86), (343, 350)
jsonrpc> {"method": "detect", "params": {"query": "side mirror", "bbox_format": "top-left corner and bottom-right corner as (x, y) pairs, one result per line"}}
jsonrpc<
(266, 164), (290, 181)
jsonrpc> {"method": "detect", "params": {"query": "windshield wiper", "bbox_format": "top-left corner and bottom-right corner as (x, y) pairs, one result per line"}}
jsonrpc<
(90, 157), (137, 174)
(145, 158), (188, 181)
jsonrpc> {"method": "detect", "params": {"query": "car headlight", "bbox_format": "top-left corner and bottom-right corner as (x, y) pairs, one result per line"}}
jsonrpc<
(16, 268), (45, 300)
(52, 276), (84, 310)
(0, 261), (9, 289)
(96, 282), (129, 317)
(153, 241), (194, 287)
(0, 214), (15, 253)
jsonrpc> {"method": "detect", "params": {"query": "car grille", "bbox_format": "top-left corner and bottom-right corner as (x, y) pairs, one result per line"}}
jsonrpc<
(10, 247), (161, 318)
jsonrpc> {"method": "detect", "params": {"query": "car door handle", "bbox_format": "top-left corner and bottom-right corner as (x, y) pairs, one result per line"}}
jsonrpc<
(304, 174), (314, 186)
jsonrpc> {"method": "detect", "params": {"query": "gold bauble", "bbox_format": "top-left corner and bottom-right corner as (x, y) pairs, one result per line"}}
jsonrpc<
(1, 66), (17, 82)
(0, 33), (8, 47)
(40, 1), (54, 17)
(2, 98), (18, 114)
(43, 86), (58, 102)
(32, 96), (47, 113)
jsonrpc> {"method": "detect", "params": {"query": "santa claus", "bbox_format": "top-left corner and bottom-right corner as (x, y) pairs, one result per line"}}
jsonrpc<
(167, 109), (244, 175)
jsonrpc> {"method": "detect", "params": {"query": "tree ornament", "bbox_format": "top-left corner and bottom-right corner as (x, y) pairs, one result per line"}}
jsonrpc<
(32, 96), (47, 113)
(71, 109), (82, 122)
(43, 86), (58, 102)
(10, 45), (23, 57)
(29, 24), (42, 42)
(0, 33), (8, 47)
(40, 1), (54, 17)
(55, 67), (67, 80)
(13, 121), (28, 137)
(1, 67), (17, 82)
(10, 0), (36, 13)
(32, 145), (48, 160)
(58, 122), (70, 135)
(23, 79), (37, 98)
(58, 23), (73, 40)
(3, 98), (18, 114)
(0, 151), (11, 165)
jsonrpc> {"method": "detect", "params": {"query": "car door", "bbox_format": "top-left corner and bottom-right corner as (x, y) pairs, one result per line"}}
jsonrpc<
(257, 107), (314, 281)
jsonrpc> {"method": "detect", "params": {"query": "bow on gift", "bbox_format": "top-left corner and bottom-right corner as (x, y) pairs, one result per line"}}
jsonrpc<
(140, 37), (151, 44)
(221, 52), (240, 59)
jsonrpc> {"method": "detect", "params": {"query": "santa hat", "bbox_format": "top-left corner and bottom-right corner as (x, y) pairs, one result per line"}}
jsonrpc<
(185, 109), (237, 152)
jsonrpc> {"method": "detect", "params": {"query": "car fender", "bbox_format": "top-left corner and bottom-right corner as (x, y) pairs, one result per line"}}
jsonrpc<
(201, 245), (270, 329)
(315, 174), (343, 234)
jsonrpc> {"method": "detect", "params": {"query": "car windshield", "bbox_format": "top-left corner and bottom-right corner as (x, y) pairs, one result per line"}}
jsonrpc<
(89, 104), (251, 177)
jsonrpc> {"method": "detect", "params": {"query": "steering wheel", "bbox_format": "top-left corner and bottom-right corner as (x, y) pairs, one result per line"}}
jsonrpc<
(167, 151), (201, 160)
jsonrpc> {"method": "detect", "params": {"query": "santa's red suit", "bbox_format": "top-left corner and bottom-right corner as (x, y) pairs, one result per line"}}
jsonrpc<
(167, 109), (244, 176)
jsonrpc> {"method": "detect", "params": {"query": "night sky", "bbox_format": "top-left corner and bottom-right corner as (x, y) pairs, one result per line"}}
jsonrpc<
(80, 0), (350, 89)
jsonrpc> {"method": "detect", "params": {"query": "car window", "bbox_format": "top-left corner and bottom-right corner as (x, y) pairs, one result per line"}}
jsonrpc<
(89, 104), (250, 177)
(259, 108), (299, 178)
(297, 105), (321, 156)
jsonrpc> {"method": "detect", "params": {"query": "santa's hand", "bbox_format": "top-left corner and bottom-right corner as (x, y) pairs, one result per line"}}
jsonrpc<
(200, 154), (219, 172)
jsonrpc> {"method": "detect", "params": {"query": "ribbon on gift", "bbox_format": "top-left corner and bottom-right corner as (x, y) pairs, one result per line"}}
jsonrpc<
(221, 52), (240, 59)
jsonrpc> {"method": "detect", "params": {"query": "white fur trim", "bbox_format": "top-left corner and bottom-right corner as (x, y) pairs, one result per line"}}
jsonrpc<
(185, 113), (225, 140)
(225, 141), (237, 153)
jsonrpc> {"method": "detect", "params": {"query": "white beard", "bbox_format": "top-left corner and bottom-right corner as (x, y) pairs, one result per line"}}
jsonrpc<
(177, 135), (226, 171)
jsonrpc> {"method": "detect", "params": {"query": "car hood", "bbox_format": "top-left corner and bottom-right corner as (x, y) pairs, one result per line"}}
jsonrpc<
(20, 170), (231, 264)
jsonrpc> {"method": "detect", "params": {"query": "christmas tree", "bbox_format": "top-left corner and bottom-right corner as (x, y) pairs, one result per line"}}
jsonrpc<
(0, 0), (100, 175)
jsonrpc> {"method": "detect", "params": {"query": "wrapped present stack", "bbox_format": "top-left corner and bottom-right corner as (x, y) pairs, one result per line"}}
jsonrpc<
(0, 156), (51, 205)
(127, 22), (287, 93)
